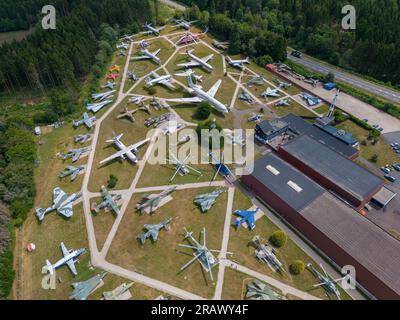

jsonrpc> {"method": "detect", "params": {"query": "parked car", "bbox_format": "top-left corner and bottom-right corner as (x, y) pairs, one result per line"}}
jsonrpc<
(393, 164), (400, 171)
(291, 50), (302, 58)
(381, 167), (391, 174)
(384, 174), (396, 183)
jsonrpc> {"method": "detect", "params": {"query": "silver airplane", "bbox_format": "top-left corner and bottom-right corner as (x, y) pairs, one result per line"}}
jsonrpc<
(141, 23), (165, 36)
(136, 186), (176, 214)
(247, 75), (264, 86)
(252, 235), (284, 273)
(166, 70), (229, 114)
(248, 112), (263, 122)
(70, 272), (107, 300)
(102, 282), (134, 300)
(173, 18), (198, 30)
(116, 42), (129, 50)
(246, 280), (285, 300)
(62, 147), (91, 162)
(86, 99), (113, 113)
(74, 134), (93, 144)
(43, 242), (86, 276)
(101, 81), (115, 90)
(150, 97), (169, 111)
(128, 95), (145, 105)
(99, 133), (149, 165)
(227, 56), (250, 70)
(175, 69), (203, 83)
(274, 78), (292, 89)
(92, 186), (122, 215)
(307, 263), (344, 300)
(91, 90), (115, 102)
(212, 40), (229, 51)
(260, 87), (280, 98)
(35, 187), (81, 221)
(138, 40), (150, 49)
(127, 71), (138, 81)
(275, 98), (290, 106)
(177, 50), (213, 72)
(73, 112), (96, 129)
(137, 217), (173, 245)
(238, 90), (254, 104)
(132, 48), (161, 64)
(162, 121), (184, 135)
(164, 153), (202, 182)
(120, 34), (134, 42)
(193, 188), (224, 213)
(145, 71), (176, 90)
(117, 106), (137, 122)
(59, 165), (85, 181)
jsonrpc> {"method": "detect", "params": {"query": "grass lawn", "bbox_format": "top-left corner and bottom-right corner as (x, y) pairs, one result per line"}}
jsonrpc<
(314, 104), (330, 115)
(0, 27), (34, 44)
(90, 197), (117, 251)
(106, 187), (228, 299)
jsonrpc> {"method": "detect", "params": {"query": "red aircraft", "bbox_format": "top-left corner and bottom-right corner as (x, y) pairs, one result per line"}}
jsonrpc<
(106, 73), (119, 81)
(176, 28), (208, 46)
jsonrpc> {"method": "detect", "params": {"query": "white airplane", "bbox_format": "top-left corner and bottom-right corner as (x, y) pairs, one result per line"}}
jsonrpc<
(166, 71), (229, 114)
(100, 134), (150, 165)
(101, 81), (115, 90)
(132, 48), (161, 64)
(145, 71), (176, 90)
(120, 34), (134, 42)
(173, 18), (198, 30)
(260, 87), (280, 98)
(86, 99), (113, 113)
(128, 96), (145, 105)
(141, 23), (165, 36)
(175, 69), (203, 83)
(227, 56), (250, 70)
(43, 242), (86, 276)
(275, 98), (290, 106)
(138, 40), (150, 49)
(73, 112), (96, 129)
(162, 122), (184, 135)
(91, 90), (115, 102)
(177, 50), (213, 72)
(116, 42), (129, 50)
(248, 113), (263, 122)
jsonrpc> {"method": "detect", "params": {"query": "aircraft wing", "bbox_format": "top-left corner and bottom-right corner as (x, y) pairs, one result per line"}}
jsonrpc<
(110, 202), (120, 215)
(247, 214), (256, 229)
(202, 54), (214, 63)
(58, 203), (74, 218)
(207, 80), (222, 98)
(100, 149), (127, 165)
(179, 60), (201, 68)
(160, 79), (176, 90)
(167, 97), (202, 104)
(149, 229), (159, 241)
(129, 138), (150, 151)
(83, 117), (94, 127)
(234, 210), (246, 218)
(152, 49), (161, 56)
(66, 259), (78, 276)
(53, 187), (65, 202)
(132, 55), (149, 61)
(61, 242), (69, 256)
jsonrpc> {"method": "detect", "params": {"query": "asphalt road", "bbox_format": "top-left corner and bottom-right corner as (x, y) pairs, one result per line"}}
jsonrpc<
(287, 55), (400, 104)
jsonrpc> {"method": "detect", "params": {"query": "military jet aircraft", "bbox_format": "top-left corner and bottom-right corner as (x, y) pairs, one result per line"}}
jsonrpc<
(70, 272), (107, 300)
(238, 90), (254, 104)
(233, 207), (259, 230)
(247, 76), (264, 87)
(127, 71), (138, 81)
(62, 147), (91, 162)
(91, 90), (115, 102)
(138, 40), (150, 49)
(109, 65), (120, 73)
(260, 87), (280, 98)
(178, 227), (231, 281)
(91, 186), (122, 215)
(106, 73), (119, 81)
(136, 186), (176, 214)
(301, 92), (321, 106)
(175, 69), (203, 83)
(172, 18), (198, 30)
(164, 153), (202, 182)
(35, 187), (81, 221)
(128, 95), (145, 105)
(73, 112), (96, 129)
(274, 78), (292, 89)
(117, 106), (137, 122)
(100, 134), (150, 165)
(141, 23), (165, 36)
(209, 152), (235, 182)
(177, 50), (213, 72)
(212, 40), (229, 51)
(103, 282), (134, 300)
(307, 263), (344, 300)
(43, 242), (86, 276)
(162, 121), (184, 135)
(151, 97), (169, 111)
(132, 48), (161, 64)
(193, 188), (224, 213)
(116, 42), (129, 50)
(137, 217), (173, 245)
(86, 99), (113, 113)
(176, 28), (208, 46)
(144, 112), (173, 127)
(101, 81), (116, 90)
(252, 235), (284, 273)
(120, 34), (134, 42)
(146, 71), (176, 90)
(248, 113), (263, 122)
(275, 99), (290, 107)
(246, 280), (285, 300)
(59, 165), (85, 181)
(74, 134), (93, 144)
(227, 56), (250, 70)
(166, 70), (229, 114)
(171, 135), (191, 146)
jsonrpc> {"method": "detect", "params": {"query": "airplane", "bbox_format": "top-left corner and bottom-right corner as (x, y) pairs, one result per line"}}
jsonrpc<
(301, 92), (321, 106)
(62, 147), (91, 162)
(275, 99), (290, 107)
(43, 242), (86, 276)
(127, 71), (138, 81)
(106, 73), (119, 81)
(136, 186), (177, 214)
(109, 65), (120, 73)
(74, 134), (93, 144)
(176, 28), (208, 46)
(118, 50), (126, 56)
(59, 165), (85, 181)
(70, 272), (107, 300)
(248, 113), (263, 122)
(164, 153), (202, 182)
(91, 186), (122, 215)
(145, 71), (176, 90)
(209, 152), (235, 182)
(193, 188), (224, 213)
(100, 133), (149, 165)
(307, 263), (344, 300)
(260, 87), (280, 98)
(128, 95), (145, 105)
(178, 227), (231, 281)
(166, 70), (229, 114)
(73, 113), (96, 129)
(171, 135), (191, 146)
(226, 132), (246, 147)
(162, 121), (184, 135)
(233, 207), (259, 230)
(238, 90), (254, 104)
(141, 23), (165, 36)
(131, 48), (161, 64)
(116, 42), (129, 50)
(252, 235), (284, 273)
(91, 90), (115, 102)
(144, 112), (173, 127)
(177, 50), (213, 72)
(150, 97), (169, 111)
(304, 78), (319, 87)
(137, 217), (173, 245)
(103, 282), (134, 300)
(86, 99), (113, 113)
(247, 76), (264, 87)
(101, 81), (115, 90)
(175, 69), (203, 83)
(117, 106), (137, 122)
(246, 280), (285, 300)
(274, 78), (292, 89)
(35, 187), (81, 221)
(120, 34), (134, 42)
(212, 40), (229, 51)
(172, 18), (198, 30)
(227, 56), (250, 70)
(138, 40), (150, 49)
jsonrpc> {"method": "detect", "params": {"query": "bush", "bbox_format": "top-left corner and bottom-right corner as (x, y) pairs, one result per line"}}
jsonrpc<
(289, 260), (305, 275)
(370, 154), (379, 163)
(107, 174), (118, 189)
(323, 72), (335, 83)
(145, 86), (157, 95)
(269, 230), (287, 248)
(194, 102), (211, 120)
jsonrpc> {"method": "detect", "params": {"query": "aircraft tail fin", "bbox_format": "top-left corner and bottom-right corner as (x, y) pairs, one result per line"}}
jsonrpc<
(137, 234), (147, 245)
(233, 219), (241, 229)
(44, 259), (54, 275)
(35, 208), (46, 221)
(106, 133), (123, 143)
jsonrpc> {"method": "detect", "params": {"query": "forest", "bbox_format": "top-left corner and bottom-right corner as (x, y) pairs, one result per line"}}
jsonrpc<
(180, 0), (400, 87)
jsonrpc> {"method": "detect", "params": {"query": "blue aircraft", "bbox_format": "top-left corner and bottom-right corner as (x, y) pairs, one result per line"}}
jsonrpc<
(209, 152), (235, 183)
(233, 207), (259, 230)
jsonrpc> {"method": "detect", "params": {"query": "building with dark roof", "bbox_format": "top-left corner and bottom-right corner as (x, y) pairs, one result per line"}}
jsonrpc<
(279, 135), (384, 210)
(242, 154), (400, 299)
